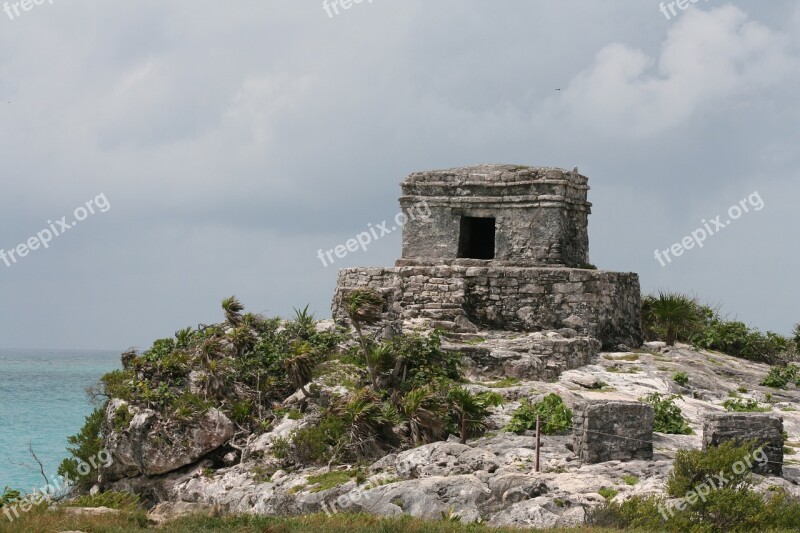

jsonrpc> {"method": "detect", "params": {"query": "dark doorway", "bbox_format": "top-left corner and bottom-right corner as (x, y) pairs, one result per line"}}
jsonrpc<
(458, 217), (495, 259)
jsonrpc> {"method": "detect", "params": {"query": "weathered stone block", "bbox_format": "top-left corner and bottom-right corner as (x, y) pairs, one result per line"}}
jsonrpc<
(573, 401), (654, 464)
(702, 413), (783, 476)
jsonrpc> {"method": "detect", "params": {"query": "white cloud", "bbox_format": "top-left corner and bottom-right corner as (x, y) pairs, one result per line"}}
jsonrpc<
(547, 6), (798, 137)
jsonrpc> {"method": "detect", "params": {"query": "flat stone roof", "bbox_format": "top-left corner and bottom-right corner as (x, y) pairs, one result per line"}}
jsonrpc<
(402, 164), (589, 187)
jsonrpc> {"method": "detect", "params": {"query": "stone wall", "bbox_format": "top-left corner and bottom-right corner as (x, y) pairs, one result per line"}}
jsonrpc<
(573, 401), (654, 464)
(702, 413), (784, 476)
(332, 265), (642, 349)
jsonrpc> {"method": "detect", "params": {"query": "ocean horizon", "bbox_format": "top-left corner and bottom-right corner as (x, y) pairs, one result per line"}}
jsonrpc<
(0, 348), (120, 492)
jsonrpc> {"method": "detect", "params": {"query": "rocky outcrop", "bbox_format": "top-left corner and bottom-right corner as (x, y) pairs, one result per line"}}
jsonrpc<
(102, 399), (234, 481)
(98, 343), (800, 528)
(147, 501), (220, 526)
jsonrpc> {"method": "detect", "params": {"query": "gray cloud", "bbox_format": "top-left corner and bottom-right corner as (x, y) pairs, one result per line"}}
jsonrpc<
(0, 0), (798, 349)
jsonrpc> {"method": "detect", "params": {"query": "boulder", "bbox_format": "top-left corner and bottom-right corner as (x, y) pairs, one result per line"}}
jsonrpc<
(103, 400), (234, 480)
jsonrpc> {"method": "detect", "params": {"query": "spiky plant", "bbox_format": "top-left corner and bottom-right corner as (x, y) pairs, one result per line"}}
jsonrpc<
(400, 386), (446, 447)
(642, 292), (702, 346)
(174, 327), (194, 349)
(447, 388), (503, 444)
(293, 305), (315, 329)
(228, 326), (256, 357)
(331, 388), (393, 459)
(344, 289), (384, 388)
(221, 295), (245, 327)
(283, 343), (315, 398)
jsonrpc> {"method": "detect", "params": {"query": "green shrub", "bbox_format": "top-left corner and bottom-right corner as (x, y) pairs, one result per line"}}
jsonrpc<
(585, 495), (666, 530)
(587, 448), (800, 533)
(1, 487), (21, 508)
(598, 487), (619, 500)
(271, 436), (291, 460)
(99, 369), (136, 401)
(667, 439), (758, 497)
(761, 364), (799, 389)
(289, 415), (348, 464)
(754, 489), (800, 529)
(693, 318), (792, 364)
(640, 393), (692, 435)
(641, 292), (702, 346)
(172, 392), (213, 421)
(447, 388), (503, 444)
(112, 404), (133, 431)
(722, 397), (770, 412)
(621, 474), (640, 485)
(379, 332), (463, 392)
(506, 393), (572, 434)
(305, 470), (355, 492)
(640, 292), (794, 363)
(57, 408), (106, 487)
(672, 371), (689, 386)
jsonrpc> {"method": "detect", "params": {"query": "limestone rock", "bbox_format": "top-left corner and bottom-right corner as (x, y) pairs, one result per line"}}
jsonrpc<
(147, 502), (220, 526)
(103, 399), (234, 480)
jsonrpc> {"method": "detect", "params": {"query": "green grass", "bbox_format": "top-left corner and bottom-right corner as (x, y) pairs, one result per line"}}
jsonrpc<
(621, 475), (639, 486)
(301, 470), (358, 493)
(722, 397), (771, 413)
(0, 507), (629, 532)
(672, 372), (688, 386)
(606, 365), (640, 374)
(598, 488), (619, 500)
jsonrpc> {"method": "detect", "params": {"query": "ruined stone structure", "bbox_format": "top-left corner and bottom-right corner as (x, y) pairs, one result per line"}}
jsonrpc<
(573, 400), (654, 464)
(703, 413), (784, 476)
(332, 165), (642, 379)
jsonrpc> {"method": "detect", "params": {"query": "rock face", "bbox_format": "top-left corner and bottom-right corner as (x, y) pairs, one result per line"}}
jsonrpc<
(573, 400), (654, 464)
(147, 501), (220, 526)
(100, 344), (800, 528)
(703, 413), (784, 475)
(102, 399), (234, 480)
(448, 331), (601, 381)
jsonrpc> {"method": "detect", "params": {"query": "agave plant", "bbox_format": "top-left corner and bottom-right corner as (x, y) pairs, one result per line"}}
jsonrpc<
(293, 305), (316, 330)
(400, 386), (446, 446)
(345, 289), (384, 325)
(283, 343), (315, 398)
(174, 327), (194, 349)
(331, 388), (389, 459)
(447, 387), (503, 444)
(228, 326), (257, 357)
(344, 289), (385, 388)
(641, 292), (702, 346)
(221, 295), (245, 327)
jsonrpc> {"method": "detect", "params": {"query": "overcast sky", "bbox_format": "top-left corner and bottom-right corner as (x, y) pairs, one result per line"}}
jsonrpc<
(1, 0), (798, 351)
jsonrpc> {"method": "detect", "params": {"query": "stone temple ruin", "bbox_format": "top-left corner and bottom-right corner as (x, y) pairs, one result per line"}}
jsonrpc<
(333, 165), (643, 381)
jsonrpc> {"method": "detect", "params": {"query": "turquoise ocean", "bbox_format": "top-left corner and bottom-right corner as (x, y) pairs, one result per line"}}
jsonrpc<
(0, 349), (120, 492)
